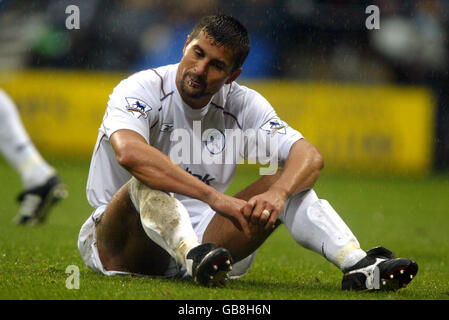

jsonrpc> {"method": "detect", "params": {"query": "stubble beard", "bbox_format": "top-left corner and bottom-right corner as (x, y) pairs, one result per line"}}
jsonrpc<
(180, 72), (207, 99)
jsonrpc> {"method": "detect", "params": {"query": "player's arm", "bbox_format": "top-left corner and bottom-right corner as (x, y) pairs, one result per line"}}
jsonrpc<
(270, 138), (324, 197)
(243, 138), (324, 229)
(110, 129), (250, 236)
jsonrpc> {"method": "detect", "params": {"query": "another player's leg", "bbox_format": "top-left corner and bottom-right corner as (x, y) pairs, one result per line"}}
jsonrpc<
(95, 178), (232, 286)
(279, 189), (418, 291)
(0, 89), (67, 225)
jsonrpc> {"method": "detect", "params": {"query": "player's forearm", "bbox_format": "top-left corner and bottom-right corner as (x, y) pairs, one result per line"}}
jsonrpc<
(234, 170), (283, 201)
(111, 130), (216, 204)
(269, 139), (324, 198)
(125, 146), (215, 202)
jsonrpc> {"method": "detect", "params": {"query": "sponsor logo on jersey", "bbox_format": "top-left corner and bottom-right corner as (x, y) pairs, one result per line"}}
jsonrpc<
(161, 123), (174, 132)
(185, 167), (215, 185)
(260, 118), (287, 135)
(204, 129), (225, 154)
(125, 97), (152, 119)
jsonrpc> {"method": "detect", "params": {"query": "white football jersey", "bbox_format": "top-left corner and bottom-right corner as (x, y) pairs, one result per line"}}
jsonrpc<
(86, 63), (303, 227)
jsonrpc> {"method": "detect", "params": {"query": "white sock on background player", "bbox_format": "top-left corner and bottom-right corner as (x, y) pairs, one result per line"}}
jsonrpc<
(0, 89), (55, 189)
(128, 177), (200, 275)
(280, 189), (367, 271)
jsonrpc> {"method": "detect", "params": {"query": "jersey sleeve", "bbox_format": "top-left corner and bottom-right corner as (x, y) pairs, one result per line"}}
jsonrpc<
(101, 74), (159, 143)
(239, 87), (303, 165)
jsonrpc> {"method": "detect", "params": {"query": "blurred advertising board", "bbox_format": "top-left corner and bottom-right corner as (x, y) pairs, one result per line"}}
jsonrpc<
(0, 71), (435, 174)
(249, 81), (435, 175)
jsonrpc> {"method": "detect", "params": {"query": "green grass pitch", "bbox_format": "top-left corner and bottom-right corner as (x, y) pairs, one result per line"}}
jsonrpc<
(0, 157), (448, 300)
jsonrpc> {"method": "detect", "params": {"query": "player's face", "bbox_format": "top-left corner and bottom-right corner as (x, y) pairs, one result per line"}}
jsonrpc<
(176, 31), (242, 108)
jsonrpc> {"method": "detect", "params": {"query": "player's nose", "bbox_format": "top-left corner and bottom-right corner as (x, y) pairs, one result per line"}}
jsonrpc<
(194, 60), (208, 76)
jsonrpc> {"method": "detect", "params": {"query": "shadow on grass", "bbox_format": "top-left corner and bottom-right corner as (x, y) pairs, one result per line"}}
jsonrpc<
(167, 276), (341, 296)
(80, 268), (423, 300)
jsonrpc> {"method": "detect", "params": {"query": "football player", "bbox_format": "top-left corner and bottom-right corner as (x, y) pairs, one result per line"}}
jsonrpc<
(78, 15), (418, 290)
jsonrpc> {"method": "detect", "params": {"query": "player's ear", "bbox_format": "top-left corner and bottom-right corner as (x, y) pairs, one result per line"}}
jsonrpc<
(225, 68), (242, 84)
(183, 35), (192, 56)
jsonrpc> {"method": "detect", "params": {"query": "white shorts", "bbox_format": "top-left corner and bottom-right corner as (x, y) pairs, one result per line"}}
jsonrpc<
(77, 205), (256, 279)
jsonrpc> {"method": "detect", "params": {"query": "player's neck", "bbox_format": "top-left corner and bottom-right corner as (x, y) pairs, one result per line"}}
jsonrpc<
(182, 95), (211, 110)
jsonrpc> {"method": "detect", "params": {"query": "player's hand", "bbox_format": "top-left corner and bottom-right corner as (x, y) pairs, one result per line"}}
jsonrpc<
(242, 186), (288, 230)
(207, 192), (251, 238)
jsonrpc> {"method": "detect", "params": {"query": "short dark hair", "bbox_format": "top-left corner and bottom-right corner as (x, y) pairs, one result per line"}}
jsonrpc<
(190, 15), (250, 71)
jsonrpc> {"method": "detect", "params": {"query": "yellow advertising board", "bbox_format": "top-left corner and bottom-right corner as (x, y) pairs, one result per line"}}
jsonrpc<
(248, 81), (435, 174)
(0, 69), (125, 157)
(0, 71), (435, 174)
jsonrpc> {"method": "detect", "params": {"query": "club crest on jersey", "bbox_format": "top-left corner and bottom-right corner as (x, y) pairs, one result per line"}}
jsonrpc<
(260, 118), (287, 135)
(125, 97), (152, 119)
(204, 129), (225, 154)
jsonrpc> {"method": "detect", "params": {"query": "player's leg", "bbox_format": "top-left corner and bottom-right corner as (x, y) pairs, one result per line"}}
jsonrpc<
(0, 89), (55, 188)
(207, 186), (364, 272)
(95, 178), (232, 285)
(0, 89), (67, 224)
(203, 171), (362, 269)
(279, 189), (418, 291)
(94, 181), (174, 275)
(202, 171), (282, 263)
(279, 189), (366, 269)
(204, 170), (418, 290)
